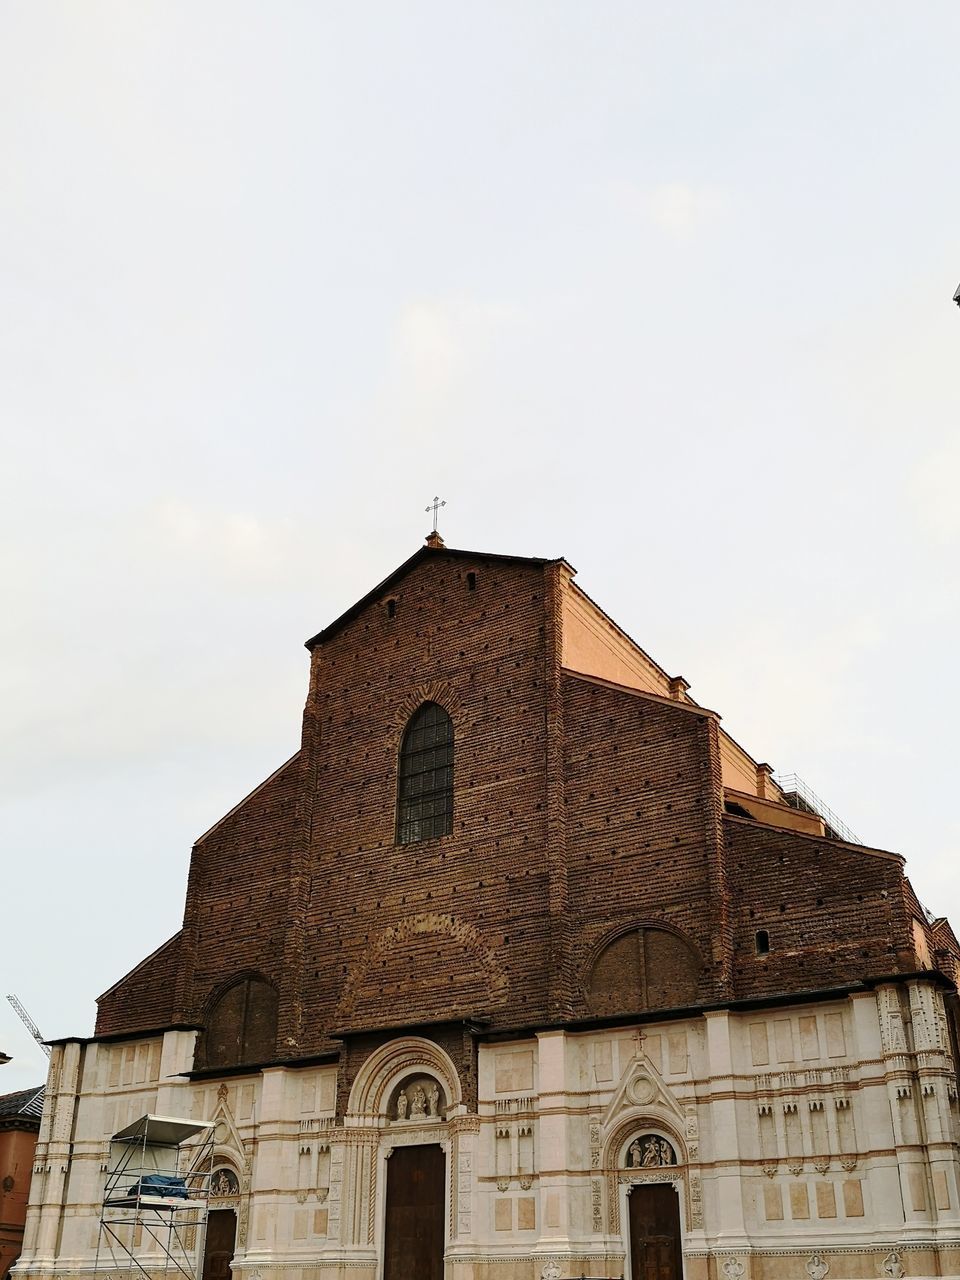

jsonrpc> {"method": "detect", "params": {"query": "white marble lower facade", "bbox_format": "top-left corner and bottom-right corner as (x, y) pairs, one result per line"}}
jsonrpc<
(14, 980), (960, 1280)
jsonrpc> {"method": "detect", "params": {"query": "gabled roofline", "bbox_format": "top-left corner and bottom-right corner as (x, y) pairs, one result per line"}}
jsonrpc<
(193, 752), (301, 846)
(304, 544), (571, 650)
(562, 668), (720, 722)
(96, 932), (182, 1004)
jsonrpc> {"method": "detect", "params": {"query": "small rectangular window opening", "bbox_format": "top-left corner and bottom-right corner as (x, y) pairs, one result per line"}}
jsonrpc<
(386, 598), (397, 618)
(466, 571), (477, 591)
(755, 929), (770, 955)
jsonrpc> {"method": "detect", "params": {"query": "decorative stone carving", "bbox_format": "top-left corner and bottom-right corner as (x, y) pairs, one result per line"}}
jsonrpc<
(814, 1159), (830, 1174)
(909, 983), (948, 1052)
(591, 1177), (602, 1232)
(540, 1264), (561, 1280)
(806, 1255), (829, 1280)
(689, 1171), (703, 1228)
(210, 1167), (240, 1197)
(880, 1251), (905, 1279)
(627, 1134), (676, 1167)
(589, 1120), (602, 1172)
(392, 1073), (445, 1121)
(763, 1164), (777, 1178)
(497, 1178), (509, 1192)
(840, 1157), (857, 1172)
(626, 1072), (659, 1107)
(684, 1106), (699, 1160)
(788, 1162), (804, 1176)
(721, 1261), (745, 1280)
(878, 987), (907, 1053)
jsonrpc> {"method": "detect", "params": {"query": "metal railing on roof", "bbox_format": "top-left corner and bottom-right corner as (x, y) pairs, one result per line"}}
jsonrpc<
(774, 772), (861, 845)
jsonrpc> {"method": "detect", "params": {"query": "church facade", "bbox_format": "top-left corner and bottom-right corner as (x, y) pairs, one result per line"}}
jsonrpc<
(15, 538), (960, 1280)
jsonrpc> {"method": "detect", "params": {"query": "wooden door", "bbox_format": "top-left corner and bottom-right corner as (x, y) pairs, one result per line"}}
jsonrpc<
(201, 1209), (236, 1280)
(629, 1184), (682, 1280)
(383, 1144), (445, 1280)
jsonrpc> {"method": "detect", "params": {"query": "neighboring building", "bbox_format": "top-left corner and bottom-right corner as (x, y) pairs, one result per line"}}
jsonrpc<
(0, 1087), (43, 1280)
(15, 537), (960, 1280)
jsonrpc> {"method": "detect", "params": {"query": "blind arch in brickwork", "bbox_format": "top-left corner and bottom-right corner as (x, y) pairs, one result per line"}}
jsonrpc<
(587, 924), (702, 1016)
(200, 974), (279, 1069)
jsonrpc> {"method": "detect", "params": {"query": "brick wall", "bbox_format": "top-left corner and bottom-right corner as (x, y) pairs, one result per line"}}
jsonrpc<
(562, 674), (728, 1014)
(95, 933), (181, 1036)
(295, 554), (556, 1053)
(725, 816), (915, 998)
(95, 547), (952, 1066)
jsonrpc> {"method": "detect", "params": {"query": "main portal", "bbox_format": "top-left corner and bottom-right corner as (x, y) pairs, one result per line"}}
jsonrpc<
(383, 1144), (445, 1280)
(628, 1183), (682, 1280)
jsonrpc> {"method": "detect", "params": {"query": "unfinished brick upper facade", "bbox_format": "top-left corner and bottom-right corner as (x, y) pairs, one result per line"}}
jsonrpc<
(26, 539), (960, 1280)
(95, 540), (958, 1060)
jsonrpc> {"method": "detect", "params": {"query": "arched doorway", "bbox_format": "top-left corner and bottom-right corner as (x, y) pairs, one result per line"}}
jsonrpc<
(202, 1166), (240, 1280)
(628, 1183), (682, 1280)
(382, 1144), (445, 1280)
(201, 1209), (236, 1280)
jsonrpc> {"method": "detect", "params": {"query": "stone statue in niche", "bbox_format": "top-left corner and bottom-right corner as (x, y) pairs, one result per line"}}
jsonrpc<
(627, 1134), (676, 1168)
(396, 1091), (408, 1120)
(211, 1167), (239, 1197)
(428, 1084), (439, 1117)
(642, 1139), (661, 1167)
(410, 1085), (427, 1117)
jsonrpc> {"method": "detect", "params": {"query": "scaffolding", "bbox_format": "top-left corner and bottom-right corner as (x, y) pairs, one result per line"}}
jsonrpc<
(94, 1114), (215, 1280)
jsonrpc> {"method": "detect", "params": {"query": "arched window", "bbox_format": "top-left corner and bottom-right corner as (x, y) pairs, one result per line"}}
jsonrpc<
(202, 975), (278, 1069)
(396, 702), (454, 845)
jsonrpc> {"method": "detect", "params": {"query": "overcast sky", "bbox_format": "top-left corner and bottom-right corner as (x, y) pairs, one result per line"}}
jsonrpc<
(2, 2), (959, 1091)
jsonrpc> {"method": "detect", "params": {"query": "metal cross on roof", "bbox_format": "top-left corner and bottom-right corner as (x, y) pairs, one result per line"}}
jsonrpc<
(425, 495), (446, 532)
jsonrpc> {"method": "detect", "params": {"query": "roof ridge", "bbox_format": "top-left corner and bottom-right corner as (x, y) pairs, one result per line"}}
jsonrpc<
(305, 544), (569, 649)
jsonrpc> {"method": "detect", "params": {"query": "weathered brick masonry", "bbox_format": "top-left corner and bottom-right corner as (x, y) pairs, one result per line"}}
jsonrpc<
(30, 540), (960, 1280)
(95, 542), (953, 1057)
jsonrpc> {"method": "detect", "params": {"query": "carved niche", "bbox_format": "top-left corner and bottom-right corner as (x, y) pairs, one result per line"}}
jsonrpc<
(625, 1134), (677, 1169)
(390, 1073), (446, 1122)
(210, 1166), (240, 1198)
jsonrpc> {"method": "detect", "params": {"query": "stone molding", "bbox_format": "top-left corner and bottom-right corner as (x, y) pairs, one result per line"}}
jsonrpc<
(345, 1035), (463, 1118)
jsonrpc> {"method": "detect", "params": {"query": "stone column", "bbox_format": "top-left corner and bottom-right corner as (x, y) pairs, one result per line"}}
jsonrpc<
(155, 1031), (200, 1117)
(33, 1041), (84, 1268)
(448, 1116), (481, 1253)
(703, 1011), (747, 1244)
(848, 989), (902, 1227)
(533, 1030), (571, 1258)
(244, 1066), (289, 1262)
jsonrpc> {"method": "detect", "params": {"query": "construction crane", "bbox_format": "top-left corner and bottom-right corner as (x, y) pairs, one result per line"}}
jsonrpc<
(6, 994), (51, 1058)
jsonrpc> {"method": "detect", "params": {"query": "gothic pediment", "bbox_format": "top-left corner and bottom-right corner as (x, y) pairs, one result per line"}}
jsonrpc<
(600, 1042), (685, 1131)
(208, 1083), (249, 1170)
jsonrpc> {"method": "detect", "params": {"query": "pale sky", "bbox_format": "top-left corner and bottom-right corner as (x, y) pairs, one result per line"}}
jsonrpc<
(2, 3), (959, 1091)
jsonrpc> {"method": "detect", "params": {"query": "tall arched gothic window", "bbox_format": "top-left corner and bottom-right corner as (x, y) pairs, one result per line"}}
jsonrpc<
(396, 702), (454, 844)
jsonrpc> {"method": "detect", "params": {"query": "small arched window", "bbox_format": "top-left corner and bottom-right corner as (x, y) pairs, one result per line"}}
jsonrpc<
(203, 975), (278, 1069)
(396, 702), (454, 845)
